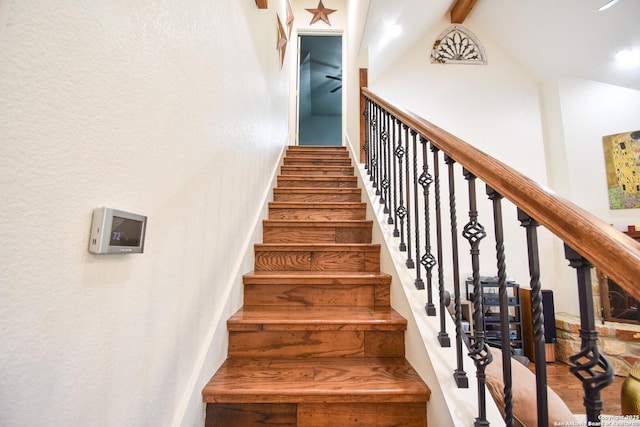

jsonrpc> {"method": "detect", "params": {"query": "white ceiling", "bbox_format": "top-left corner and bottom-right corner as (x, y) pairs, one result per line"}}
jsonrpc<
(360, 0), (640, 91)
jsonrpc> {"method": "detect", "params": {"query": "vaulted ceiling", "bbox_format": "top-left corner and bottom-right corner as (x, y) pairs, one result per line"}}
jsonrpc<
(360, 0), (640, 91)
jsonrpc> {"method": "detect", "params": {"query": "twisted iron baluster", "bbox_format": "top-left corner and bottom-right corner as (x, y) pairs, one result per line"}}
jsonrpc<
(363, 98), (370, 173)
(486, 186), (513, 426)
(382, 113), (393, 214)
(374, 105), (381, 192)
(369, 102), (377, 183)
(446, 155), (468, 388)
(386, 115), (395, 225)
(564, 245), (614, 424)
(395, 125), (407, 252)
(405, 129), (415, 268)
(463, 169), (490, 426)
(391, 117), (400, 233)
(518, 208), (548, 427)
(432, 145), (450, 347)
(411, 131), (422, 288)
(419, 137), (436, 315)
(380, 110), (389, 211)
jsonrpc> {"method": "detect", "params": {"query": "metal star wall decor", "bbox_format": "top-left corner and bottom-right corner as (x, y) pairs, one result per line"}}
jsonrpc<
(286, 0), (295, 37)
(306, 0), (336, 26)
(276, 14), (287, 68)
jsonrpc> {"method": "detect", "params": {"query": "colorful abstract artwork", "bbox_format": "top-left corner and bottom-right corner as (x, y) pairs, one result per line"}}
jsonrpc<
(602, 130), (640, 209)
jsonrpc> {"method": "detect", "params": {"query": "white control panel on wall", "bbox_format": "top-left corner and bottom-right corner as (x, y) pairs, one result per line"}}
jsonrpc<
(89, 207), (147, 254)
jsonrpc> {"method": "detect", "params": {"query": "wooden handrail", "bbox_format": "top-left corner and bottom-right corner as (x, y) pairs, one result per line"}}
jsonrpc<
(362, 87), (640, 300)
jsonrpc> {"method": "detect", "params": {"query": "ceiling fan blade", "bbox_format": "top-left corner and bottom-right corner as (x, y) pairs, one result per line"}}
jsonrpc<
(325, 75), (342, 81)
(330, 85), (342, 93)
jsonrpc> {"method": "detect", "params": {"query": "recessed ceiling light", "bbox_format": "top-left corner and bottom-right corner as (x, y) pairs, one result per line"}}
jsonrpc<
(615, 49), (640, 68)
(599, 0), (620, 11)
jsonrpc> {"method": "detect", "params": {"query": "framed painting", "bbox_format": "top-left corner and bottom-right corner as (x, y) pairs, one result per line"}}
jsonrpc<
(602, 130), (640, 209)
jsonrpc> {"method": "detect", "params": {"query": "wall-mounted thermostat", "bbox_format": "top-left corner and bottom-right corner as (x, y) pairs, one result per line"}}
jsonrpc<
(89, 207), (147, 254)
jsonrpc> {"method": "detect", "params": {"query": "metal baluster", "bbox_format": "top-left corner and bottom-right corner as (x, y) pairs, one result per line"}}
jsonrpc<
(376, 109), (389, 205)
(385, 115), (396, 224)
(419, 137), (436, 315)
(486, 186), (513, 426)
(374, 105), (380, 191)
(411, 132), (423, 288)
(463, 169), (490, 426)
(369, 102), (377, 183)
(395, 125), (408, 252)
(432, 145), (450, 347)
(391, 117), (400, 233)
(363, 98), (370, 173)
(380, 110), (389, 210)
(405, 129), (415, 268)
(446, 154), (468, 388)
(564, 245), (614, 424)
(518, 208), (548, 427)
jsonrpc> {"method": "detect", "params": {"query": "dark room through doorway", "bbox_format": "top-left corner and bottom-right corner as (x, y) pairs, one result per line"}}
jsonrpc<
(297, 35), (342, 146)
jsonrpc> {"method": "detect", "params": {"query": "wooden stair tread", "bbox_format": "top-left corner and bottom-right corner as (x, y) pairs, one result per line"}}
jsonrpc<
(262, 219), (373, 232)
(202, 357), (431, 403)
(263, 219), (372, 227)
(243, 271), (392, 285)
(228, 306), (407, 330)
(277, 175), (357, 181)
(274, 188), (361, 194)
(269, 202), (365, 209)
(255, 243), (380, 251)
(283, 158), (352, 166)
(281, 165), (354, 171)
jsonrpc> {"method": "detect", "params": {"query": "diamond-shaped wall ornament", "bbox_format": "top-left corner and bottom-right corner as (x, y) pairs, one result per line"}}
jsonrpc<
(431, 25), (487, 65)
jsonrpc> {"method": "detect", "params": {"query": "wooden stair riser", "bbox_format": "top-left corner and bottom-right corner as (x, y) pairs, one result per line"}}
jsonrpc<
(284, 152), (350, 159)
(254, 245), (381, 272)
(283, 157), (352, 166)
(284, 150), (348, 159)
(273, 188), (362, 203)
(206, 402), (427, 427)
(277, 176), (357, 188)
(263, 221), (372, 244)
(228, 330), (405, 358)
(268, 205), (366, 221)
(273, 188), (361, 203)
(243, 283), (390, 307)
(280, 166), (355, 176)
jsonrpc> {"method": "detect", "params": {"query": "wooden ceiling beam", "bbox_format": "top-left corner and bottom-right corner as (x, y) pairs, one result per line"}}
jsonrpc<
(450, 0), (478, 24)
(255, 0), (268, 9)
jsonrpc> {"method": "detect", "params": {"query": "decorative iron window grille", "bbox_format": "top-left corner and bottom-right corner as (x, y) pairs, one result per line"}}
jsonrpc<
(431, 25), (487, 65)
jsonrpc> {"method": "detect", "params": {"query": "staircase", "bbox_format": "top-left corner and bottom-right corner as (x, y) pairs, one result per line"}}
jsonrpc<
(202, 146), (431, 426)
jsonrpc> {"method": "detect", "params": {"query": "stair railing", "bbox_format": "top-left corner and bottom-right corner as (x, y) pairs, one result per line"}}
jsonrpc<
(361, 87), (640, 427)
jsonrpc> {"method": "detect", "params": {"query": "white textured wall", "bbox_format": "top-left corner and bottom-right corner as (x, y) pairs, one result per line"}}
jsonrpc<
(540, 78), (640, 314)
(369, 18), (555, 301)
(0, 1), (289, 426)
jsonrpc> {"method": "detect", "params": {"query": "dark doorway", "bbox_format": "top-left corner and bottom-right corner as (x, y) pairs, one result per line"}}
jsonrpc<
(298, 35), (342, 146)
